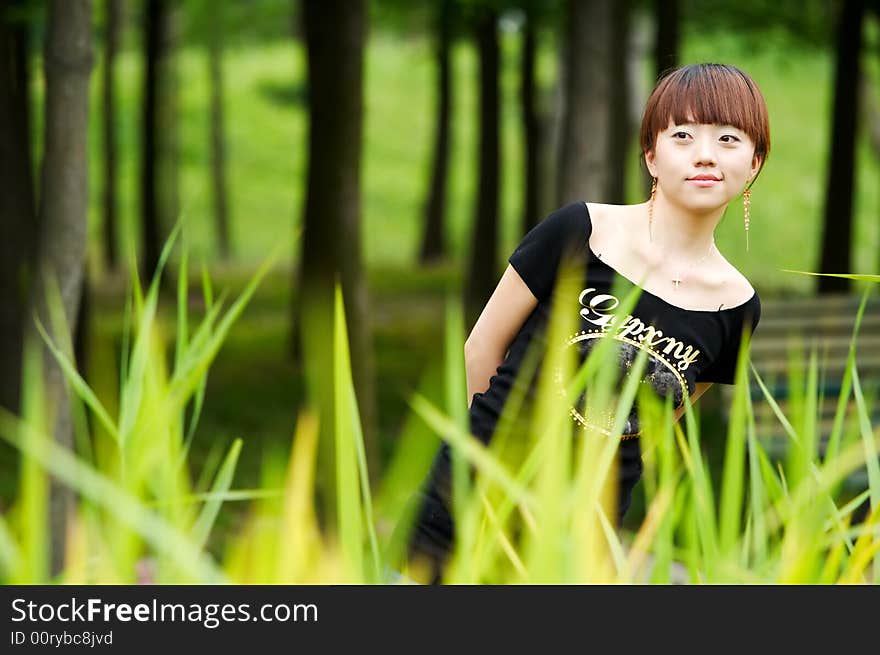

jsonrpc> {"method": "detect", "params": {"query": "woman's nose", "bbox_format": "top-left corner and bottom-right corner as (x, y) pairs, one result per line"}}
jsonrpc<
(693, 138), (717, 166)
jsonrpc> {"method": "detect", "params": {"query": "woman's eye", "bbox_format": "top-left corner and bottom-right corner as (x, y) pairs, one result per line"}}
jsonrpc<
(672, 131), (690, 139)
(720, 134), (740, 143)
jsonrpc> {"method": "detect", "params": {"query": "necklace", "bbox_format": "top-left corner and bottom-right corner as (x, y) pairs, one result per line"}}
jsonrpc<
(664, 238), (716, 291)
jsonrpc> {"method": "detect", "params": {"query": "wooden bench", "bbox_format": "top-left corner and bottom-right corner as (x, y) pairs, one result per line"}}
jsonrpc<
(721, 291), (880, 490)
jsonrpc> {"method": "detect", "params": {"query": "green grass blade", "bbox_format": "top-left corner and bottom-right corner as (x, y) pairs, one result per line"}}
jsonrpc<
(17, 337), (49, 583)
(779, 270), (880, 283)
(332, 292), (363, 581)
(191, 438), (242, 550)
(801, 346), (820, 463)
(374, 361), (444, 569)
(167, 244), (282, 411)
(118, 289), (133, 403)
(749, 363), (799, 444)
(175, 248), (189, 370)
(826, 287), (871, 465)
(117, 221), (183, 449)
(32, 318), (120, 445)
(443, 293), (473, 579)
(0, 407), (226, 583)
(678, 401), (718, 578)
(117, 282), (160, 450)
(745, 374), (768, 570)
(37, 272), (95, 465)
(822, 489), (871, 533)
(333, 284), (381, 583)
(182, 263), (217, 453)
(850, 363), (880, 580)
(148, 489), (284, 507)
(0, 513), (21, 581)
(200, 260), (215, 307)
(596, 500), (628, 577)
(409, 393), (535, 511)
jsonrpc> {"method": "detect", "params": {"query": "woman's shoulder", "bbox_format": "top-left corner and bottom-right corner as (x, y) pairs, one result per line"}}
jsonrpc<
(534, 200), (593, 245)
(582, 200), (632, 225)
(583, 201), (644, 239)
(710, 254), (760, 314)
(584, 201), (661, 269)
(551, 200), (635, 228)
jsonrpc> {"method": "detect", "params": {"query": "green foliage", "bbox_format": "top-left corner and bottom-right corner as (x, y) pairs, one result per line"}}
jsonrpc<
(0, 231), (283, 583)
(682, 0), (837, 50)
(0, 252), (878, 583)
(54, 9), (879, 293)
(4, 8), (879, 585)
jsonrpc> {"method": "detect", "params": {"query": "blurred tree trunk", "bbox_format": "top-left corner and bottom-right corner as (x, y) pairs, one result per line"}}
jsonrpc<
(208, 1), (231, 260)
(606, 0), (630, 204)
(520, 0), (542, 234)
(296, 0), (377, 517)
(464, 6), (500, 327)
(418, 0), (452, 264)
(141, 0), (178, 284)
(30, 0), (93, 576)
(818, 0), (864, 293)
(546, 14), (566, 214)
(864, 74), (880, 157)
(862, 71), (880, 274)
(636, 0), (678, 196)
(557, 0), (613, 205)
(102, 0), (121, 271)
(0, 0), (36, 415)
(654, 0), (678, 78)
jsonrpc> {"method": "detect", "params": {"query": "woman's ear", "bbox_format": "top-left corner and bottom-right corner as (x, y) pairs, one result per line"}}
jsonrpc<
(750, 153), (763, 179)
(644, 150), (657, 178)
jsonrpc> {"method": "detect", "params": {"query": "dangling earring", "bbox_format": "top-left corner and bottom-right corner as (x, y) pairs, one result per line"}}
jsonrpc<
(648, 177), (657, 243)
(743, 187), (751, 252)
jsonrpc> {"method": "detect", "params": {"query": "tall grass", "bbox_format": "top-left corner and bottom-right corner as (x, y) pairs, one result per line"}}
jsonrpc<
(0, 250), (877, 584)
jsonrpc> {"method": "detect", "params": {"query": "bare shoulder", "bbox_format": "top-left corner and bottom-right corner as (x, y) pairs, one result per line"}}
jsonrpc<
(709, 253), (757, 307)
(583, 202), (632, 244)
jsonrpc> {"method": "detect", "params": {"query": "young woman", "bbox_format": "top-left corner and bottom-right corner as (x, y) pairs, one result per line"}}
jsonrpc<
(406, 63), (770, 583)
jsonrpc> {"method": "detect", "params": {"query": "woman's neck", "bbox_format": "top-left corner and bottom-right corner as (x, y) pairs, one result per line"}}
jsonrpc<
(641, 193), (725, 259)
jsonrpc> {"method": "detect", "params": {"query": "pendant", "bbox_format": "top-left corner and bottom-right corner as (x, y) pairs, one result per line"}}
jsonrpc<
(671, 277), (682, 290)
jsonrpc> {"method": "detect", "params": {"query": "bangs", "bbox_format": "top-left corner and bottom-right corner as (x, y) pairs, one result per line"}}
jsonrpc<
(640, 64), (770, 168)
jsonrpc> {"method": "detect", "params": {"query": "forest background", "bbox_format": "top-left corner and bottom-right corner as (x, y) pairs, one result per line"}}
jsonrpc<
(1, 0), (878, 576)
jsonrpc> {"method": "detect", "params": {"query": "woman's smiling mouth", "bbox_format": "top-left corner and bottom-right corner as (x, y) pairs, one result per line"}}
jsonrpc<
(687, 175), (721, 187)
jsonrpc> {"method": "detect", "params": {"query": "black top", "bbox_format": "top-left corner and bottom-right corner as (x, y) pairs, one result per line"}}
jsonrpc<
(408, 200), (761, 573)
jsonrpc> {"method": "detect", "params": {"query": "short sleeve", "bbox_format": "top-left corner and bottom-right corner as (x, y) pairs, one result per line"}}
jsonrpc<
(697, 293), (761, 385)
(508, 201), (588, 302)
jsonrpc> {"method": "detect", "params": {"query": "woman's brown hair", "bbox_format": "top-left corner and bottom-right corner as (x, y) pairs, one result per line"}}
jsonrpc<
(640, 63), (771, 183)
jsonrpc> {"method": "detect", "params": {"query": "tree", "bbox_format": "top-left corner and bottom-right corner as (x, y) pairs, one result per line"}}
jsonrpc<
(0, 0), (36, 414)
(606, 0), (630, 205)
(418, 0), (454, 264)
(30, 0), (93, 575)
(633, 0), (679, 196)
(141, 0), (178, 284)
(556, 0), (615, 205)
(519, 0), (542, 234)
(207, 0), (231, 260)
(295, 0), (378, 517)
(654, 0), (679, 79)
(817, 0), (865, 293)
(102, 0), (122, 271)
(464, 4), (501, 326)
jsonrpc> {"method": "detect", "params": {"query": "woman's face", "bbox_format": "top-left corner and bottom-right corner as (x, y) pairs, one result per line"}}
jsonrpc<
(645, 118), (762, 213)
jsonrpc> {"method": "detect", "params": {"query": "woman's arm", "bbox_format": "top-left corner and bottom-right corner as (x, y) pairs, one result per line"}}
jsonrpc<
(464, 266), (716, 418)
(465, 264), (539, 408)
(672, 382), (713, 422)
